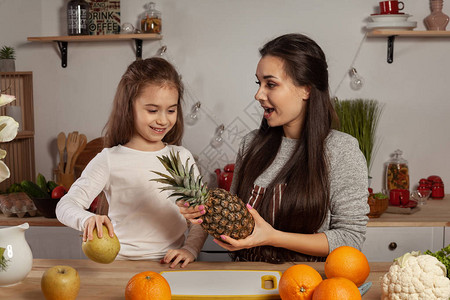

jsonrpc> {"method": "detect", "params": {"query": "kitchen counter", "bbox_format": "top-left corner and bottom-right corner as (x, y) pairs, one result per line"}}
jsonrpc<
(2, 259), (390, 299)
(367, 195), (450, 227)
(1, 195), (448, 227)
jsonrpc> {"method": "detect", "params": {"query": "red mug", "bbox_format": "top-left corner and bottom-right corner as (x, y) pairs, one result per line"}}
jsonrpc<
(379, 1), (404, 14)
(389, 189), (409, 206)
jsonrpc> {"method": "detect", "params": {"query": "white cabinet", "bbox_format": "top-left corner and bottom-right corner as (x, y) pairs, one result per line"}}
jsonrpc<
(362, 227), (444, 262)
(445, 227), (450, 246)
(0, 225), (87, 259)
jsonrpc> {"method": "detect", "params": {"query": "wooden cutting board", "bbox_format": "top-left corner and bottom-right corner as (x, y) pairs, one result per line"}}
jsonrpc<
(160, 270), (282, 299)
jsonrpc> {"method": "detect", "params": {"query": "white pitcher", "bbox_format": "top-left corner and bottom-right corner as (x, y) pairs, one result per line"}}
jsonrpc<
(0, 223), (33, 286)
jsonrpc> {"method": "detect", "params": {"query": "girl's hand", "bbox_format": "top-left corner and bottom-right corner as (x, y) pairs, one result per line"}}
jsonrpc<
(213, 204), (277, 251)
(161, 249), (195, 268)
(176, 200), (205, 225)
(83, 215), (114, 242)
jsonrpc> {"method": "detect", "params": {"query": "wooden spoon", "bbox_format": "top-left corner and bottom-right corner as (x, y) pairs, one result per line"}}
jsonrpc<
(65, 132), (80, 174)
(70, 134), (87, 173)
(57, 132), (66, 173)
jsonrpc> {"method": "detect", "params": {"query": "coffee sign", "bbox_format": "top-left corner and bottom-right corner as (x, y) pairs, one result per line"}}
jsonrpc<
(86, 0), (120, 35)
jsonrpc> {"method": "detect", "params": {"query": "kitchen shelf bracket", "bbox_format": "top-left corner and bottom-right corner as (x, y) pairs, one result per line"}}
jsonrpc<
(57, 41), (68, 68)
(387, 35), (396, 64)
(134, 39), (143, 59)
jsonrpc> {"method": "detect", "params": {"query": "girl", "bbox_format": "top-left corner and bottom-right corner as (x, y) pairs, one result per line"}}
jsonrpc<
(56, 57), (206, 268)
(180, 33), (369, 263)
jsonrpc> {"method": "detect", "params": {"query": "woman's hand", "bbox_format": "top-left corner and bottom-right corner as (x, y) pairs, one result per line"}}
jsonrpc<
(213, 204), (277, 251)
(161, 249), (195, 268)
(83, 215), (114, 242)
(176, 200), (205, 225)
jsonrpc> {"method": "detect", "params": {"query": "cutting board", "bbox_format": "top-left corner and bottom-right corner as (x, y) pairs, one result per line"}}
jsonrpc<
(160, 270), (282, 299)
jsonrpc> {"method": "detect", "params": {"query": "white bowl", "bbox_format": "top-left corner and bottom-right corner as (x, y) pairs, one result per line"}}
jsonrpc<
(369, 14), (411, 23)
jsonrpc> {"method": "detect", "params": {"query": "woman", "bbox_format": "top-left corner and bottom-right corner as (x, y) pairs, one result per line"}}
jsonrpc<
(182, 33), (369, 263)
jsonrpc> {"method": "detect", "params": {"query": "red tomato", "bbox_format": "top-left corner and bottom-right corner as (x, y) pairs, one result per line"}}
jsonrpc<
(51, 186), (67, 199)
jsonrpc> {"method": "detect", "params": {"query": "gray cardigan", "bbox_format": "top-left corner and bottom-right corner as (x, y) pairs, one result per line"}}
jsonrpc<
(230, 129), (370, 254)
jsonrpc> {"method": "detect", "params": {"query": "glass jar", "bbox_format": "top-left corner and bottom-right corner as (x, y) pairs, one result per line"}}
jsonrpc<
(67, 0), (90, 36)
(385, 149), (410, 193)
(140, 2), (162, 34)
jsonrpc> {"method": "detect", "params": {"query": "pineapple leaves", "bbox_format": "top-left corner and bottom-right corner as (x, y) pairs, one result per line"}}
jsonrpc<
(150, 150), (208, 204)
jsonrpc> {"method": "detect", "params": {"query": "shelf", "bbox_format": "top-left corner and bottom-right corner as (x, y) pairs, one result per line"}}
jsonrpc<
(367, 30), (450, 37)
(367, 30), (450, 63)
(27, 34), (163, 68)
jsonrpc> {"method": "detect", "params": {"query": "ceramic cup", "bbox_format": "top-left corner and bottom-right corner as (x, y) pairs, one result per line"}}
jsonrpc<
(379, 1), (404, 14)
(389, 188), (409, 206)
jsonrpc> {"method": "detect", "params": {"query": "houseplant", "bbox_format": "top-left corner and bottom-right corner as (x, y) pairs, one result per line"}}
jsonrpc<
(333, 98), (384, 179)
(0, 46), (16, 72)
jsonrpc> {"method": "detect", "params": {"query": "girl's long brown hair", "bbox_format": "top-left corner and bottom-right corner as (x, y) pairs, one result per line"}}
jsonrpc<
(103, 57), (184, 147)
(233, 33), (338, 263)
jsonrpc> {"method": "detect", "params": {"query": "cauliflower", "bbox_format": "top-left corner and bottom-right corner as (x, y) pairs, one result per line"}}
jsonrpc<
(382, 251), (450, 300)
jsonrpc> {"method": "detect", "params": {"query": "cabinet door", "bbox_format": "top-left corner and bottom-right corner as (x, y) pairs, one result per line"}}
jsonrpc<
(362, 227), (444, 262)
(198, 235), (232, 262)
(24, 226), (87, 259)
(445, 227), (450, 246)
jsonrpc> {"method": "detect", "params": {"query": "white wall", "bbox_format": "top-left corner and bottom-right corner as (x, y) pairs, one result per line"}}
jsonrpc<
(1, 0), (449, 193)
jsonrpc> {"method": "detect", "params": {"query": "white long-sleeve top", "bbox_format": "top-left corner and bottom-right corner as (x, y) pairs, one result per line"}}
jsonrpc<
(56, 144), (207, 260)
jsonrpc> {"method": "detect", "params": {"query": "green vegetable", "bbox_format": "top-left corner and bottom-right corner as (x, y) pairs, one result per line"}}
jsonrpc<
(36, 173), (49, 195)
(373, 192), (388, 199)
(6, 183), (22, 193)
(0, 247), (9, 271)
(47, 180), (59, 192)
(425, 244), (450, 278)
(20, 180), (48, 198)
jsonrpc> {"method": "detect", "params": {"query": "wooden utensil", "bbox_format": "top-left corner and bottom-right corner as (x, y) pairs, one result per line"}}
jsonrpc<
(69, 134), (87, 173)
(57, 132), (66, 173)
(65, 132), (80, 174)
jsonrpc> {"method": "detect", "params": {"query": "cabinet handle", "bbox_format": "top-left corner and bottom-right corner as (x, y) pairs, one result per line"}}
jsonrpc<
(388, 242), (397, 251)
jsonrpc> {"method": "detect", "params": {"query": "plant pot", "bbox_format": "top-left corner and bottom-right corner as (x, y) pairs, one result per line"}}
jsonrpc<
(0, 59), (15, 72)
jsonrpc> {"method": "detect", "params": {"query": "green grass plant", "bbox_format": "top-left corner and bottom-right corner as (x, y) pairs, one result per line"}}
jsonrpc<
(334, 98), (384, 173)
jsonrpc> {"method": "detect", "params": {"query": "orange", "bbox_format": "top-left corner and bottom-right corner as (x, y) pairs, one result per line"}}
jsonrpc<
(278, 264), (323, 300)
(125, 271), (171, 300)
(312, 277), (361, 300)
(324, 246), (370, 287)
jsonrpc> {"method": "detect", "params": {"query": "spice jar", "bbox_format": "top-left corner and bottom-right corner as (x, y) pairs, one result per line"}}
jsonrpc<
(385, 149), (410, 194)
(140, 2), (162, 34)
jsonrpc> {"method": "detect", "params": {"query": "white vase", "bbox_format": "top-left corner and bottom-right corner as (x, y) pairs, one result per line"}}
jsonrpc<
(0, 223), (33, 286)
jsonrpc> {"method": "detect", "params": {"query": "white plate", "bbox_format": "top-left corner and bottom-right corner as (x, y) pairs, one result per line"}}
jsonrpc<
(369, 14), (412, 22)
(366, 20), (417, 31)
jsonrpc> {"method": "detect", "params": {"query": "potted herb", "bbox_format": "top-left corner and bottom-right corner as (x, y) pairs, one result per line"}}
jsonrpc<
(0, 46), (16, 72)
(334, 98), (384, 180)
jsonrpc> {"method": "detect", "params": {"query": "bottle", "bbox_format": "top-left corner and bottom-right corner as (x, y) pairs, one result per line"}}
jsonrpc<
(67, 0), (90, 35)
(140, 2), (162, 34)
(385, 149), (410, 194)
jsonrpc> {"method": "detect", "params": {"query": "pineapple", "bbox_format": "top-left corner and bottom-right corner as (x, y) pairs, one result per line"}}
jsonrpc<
(151, 151), (254, 240)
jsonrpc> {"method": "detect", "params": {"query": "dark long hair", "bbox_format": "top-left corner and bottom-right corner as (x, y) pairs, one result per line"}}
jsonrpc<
(103, 57), (184, 147)
(233, 33), (338, 262)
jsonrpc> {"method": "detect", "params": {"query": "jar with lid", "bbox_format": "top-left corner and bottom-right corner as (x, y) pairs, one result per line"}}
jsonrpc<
(140, 2), (162, 34)
(385, 149), (410, 193)
(67, 0), (90, 35)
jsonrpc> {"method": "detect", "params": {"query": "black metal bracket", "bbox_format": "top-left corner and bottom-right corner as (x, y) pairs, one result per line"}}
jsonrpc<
(387, 35), (396, 64)
(57, 41), (68, 68)
(134, 39), (143, 60)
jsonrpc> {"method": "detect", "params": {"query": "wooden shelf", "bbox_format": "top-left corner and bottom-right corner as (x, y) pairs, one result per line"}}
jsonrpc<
(27, 34), (163, 68)
(27, 33), (162, 42)
(367, 30), (450, 63)
(368, 30), (450, 37)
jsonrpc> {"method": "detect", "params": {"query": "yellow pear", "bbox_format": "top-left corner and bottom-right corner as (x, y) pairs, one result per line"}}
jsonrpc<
(82, 225), (120, 264)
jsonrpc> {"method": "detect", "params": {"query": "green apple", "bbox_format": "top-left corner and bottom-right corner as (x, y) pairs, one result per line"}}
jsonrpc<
(41, 265), (80, 300)
(82, 225), (120, 264)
